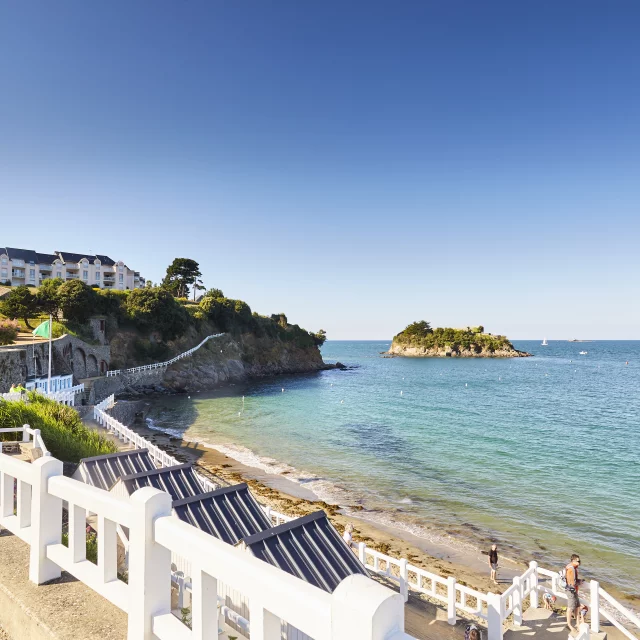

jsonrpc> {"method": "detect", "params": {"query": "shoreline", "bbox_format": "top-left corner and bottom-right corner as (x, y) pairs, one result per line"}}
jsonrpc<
(94, 413), (536, 597)
(85, 406), (640, 613)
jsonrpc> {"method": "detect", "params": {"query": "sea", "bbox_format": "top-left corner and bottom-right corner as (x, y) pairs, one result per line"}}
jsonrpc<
(144, 340), (640, 598)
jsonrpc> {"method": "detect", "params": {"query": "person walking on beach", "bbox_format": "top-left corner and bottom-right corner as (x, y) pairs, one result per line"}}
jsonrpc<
(564, 554), (582, 633)
(343, 523), (354, 550)
(489, 544), (499, 583)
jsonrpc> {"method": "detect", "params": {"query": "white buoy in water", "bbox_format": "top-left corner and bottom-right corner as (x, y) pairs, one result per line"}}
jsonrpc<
(282, 388), (284, 392)
(400, 390), (403, 395)
(465, 383), (468, 387)
(188, 396), (191, 399)
(340, 400), (344, 404)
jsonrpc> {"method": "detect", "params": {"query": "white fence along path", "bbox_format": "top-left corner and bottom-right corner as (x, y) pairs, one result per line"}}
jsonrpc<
(0, 451), (411, 640)
(2, 384), (85, 407)
(106, 333), (225, 377)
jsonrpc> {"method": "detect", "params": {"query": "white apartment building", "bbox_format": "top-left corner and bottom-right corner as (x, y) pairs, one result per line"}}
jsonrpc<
(0, 247), (145, 290)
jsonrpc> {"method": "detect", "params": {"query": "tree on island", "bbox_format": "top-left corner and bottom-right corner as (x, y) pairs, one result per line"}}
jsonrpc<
(0, 285), (38, 329)
(311, 329), (327, 347)
(162, 258), (202, 298)
(402, 320), (433, 338)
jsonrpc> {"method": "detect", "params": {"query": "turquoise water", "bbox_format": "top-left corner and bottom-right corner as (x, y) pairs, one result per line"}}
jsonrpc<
(146, 340), (640, 597)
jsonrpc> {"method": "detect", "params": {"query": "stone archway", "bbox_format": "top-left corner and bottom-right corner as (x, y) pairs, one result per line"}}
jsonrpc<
(87, 354), (99, 378)
(73, 348), (87, 379)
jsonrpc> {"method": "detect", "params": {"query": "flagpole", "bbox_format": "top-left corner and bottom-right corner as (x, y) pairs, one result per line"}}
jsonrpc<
(47, 314), (52, 394)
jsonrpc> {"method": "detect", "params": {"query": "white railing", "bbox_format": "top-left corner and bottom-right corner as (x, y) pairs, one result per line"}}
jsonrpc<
(93, 396), (218, 493)
(2, 384), (84, 406)
(1, 392), (24, 401)
(106, 333), (224, 377)
(0, 424), (50, 457)
(357, 542), (489, 623)
(0, 452), (409, 640)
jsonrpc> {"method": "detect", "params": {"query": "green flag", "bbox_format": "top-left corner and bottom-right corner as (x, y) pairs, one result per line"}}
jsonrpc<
(32, 320), (51, 338)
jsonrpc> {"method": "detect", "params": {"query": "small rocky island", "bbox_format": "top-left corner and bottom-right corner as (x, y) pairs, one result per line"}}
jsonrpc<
(387, 321), (531, 358)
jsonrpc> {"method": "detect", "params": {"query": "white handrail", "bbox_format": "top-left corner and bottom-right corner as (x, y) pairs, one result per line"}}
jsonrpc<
(0, 452), (409, 640)
(0, 424), (50, 457)
(106, 333), (224, 377)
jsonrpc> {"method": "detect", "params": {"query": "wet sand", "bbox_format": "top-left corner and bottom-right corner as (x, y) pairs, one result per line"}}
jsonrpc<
(95, 416), (527, 597)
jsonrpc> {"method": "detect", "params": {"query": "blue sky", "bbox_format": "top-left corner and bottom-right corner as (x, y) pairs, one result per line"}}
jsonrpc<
(1, 1), (639, 339)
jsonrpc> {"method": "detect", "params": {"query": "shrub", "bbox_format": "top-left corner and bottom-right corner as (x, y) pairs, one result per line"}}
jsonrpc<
(0, 285), (38, 329)
(0, 394), (117, 462)
(57, 280), (98, 324)
(0, 319), (19, 345)
(125, 287), (189, 340)
(393, 322), (513, 352)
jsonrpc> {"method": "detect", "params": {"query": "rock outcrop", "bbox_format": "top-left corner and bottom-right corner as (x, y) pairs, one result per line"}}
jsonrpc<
(387, 343), (529, 358)
(161, 332), (331, 392)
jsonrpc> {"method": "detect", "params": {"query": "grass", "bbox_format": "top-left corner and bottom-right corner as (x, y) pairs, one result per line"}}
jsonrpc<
(0, 393), (117, 462)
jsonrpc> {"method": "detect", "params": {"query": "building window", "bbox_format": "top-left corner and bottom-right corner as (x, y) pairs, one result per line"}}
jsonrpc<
(57, 271), (62, 278)
(29, 269), (36, 280)
(0, 256), (7, 265)
(83, 270), (88, 280)
(96, 271), (100, 280)
(1, 268), (7, 279)
(119, 273), (124, 283)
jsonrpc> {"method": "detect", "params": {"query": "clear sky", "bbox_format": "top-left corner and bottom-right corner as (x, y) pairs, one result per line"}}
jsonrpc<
(1, 1), (639, 340)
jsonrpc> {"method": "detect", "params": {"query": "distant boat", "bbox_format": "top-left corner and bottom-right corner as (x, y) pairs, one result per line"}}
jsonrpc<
(579, 351), (588, 355)
(541, 338), (548, 346)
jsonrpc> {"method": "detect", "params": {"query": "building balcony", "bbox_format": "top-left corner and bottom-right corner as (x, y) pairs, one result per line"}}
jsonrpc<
(12, 270), (25, 278)
(66, 274), (79, 280)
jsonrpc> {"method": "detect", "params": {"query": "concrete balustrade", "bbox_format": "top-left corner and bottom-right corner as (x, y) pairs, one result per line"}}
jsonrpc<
(0, 448), (409, 640)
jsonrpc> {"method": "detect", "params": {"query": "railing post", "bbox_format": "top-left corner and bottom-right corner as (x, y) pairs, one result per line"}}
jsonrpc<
(251, 604), (281, 640)
(590, 580), (600, 633)
(399, 558), (409, 602)
(512, 576), (523, 626)
(128, 487), (173, 640)
(29, 456), (63, 584)
(358, 541), (366, 565)
(332, 574), (405, 640)
(487, 592), (503, 640)
(192, 567), (221, 638)
(529, 561), (539, 609)
(22, 424), (30, 442)
(447, 576), (457, 625)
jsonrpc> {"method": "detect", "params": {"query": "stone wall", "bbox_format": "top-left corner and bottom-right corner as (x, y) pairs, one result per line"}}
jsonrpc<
(89, 368), (165, 404)
(0, 334), (111, 392)
(0, 348), (28, 392)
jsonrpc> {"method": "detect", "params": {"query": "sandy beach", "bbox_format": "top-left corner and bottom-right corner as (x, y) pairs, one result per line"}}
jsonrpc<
(86, 409), (528, 599)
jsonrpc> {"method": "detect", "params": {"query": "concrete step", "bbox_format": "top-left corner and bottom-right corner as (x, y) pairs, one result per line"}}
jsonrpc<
(505, 608), (607, 640)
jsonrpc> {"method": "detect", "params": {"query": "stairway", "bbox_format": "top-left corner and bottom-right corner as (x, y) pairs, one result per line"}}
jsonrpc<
(504, 609), (608, 640)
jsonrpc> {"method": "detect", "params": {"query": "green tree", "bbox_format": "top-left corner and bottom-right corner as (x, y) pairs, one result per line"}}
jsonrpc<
(162, 258), (202, 298)
(191, 277), (206, 301)
(57, 280), (98, 324)
(204, 288), (224, 299)
(36, 278), (64, 320)
(0, 285), (38, 329)
(125, 287), (189, 340)
(311, 329), (327, 347)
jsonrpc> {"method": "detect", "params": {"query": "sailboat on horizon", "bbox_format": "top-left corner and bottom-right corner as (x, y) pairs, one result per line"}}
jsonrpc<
(541, 338), (549, 346)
